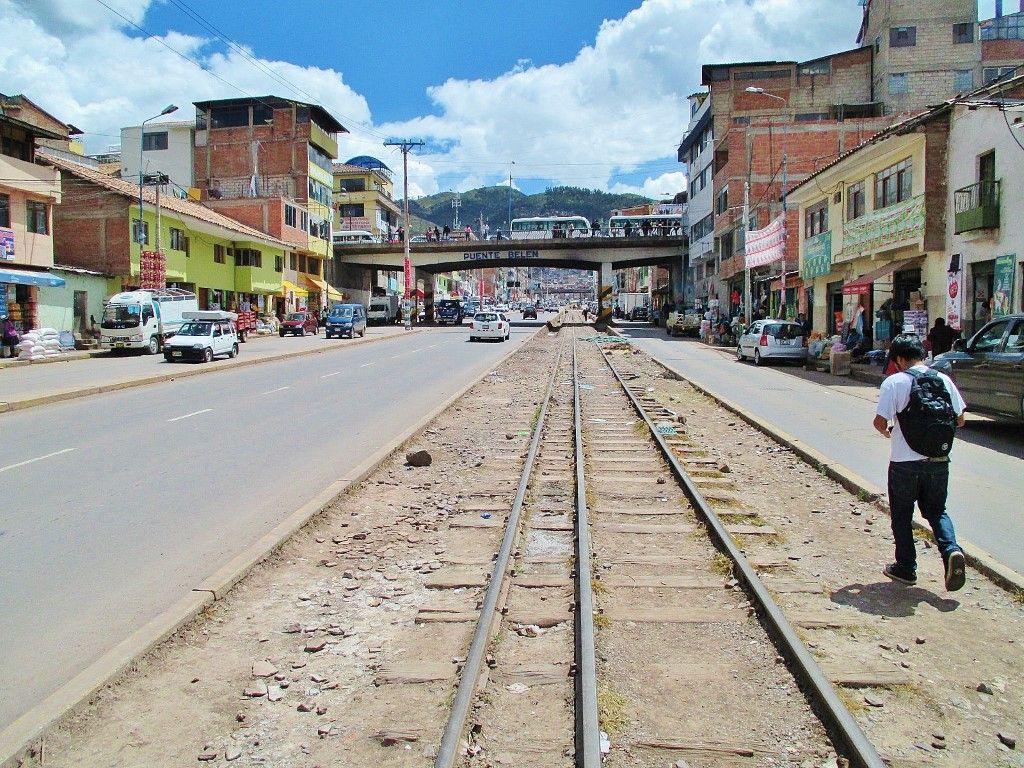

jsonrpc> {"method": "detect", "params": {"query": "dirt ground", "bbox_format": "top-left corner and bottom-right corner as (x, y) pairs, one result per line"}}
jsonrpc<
(621, 347), (1024, 768)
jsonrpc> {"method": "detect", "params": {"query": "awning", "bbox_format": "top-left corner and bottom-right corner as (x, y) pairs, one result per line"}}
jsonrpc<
(326, 285), (344, 302)
(770, 274), (804, 292)
(282, 280), (308, 298)
(303, 275), (327, 293)
(0, 267), (66, 287)
(842, 256), (923, 296)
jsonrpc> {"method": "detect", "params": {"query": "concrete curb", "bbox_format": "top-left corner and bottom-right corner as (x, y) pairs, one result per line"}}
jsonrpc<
(0, 328), (417, 415)
(0, 324), (545, 768)
(606, 328), (1024, 595)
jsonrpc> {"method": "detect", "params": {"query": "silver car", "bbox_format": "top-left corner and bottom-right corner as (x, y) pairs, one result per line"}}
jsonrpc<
(737, 320), (807, 366)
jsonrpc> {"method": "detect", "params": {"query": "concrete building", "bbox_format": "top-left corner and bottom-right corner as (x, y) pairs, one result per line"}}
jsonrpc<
(945, 72), (1024, 336)
(121, 120), (195, 194)
(332, 156), (400, 239)
(192, 96), (347, 314)
(0, 93), (79, 333)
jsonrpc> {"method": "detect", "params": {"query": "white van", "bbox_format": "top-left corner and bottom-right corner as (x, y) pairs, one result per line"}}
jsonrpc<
(332, 230), (378, 244)
(163, 310), (239, 363)
(100, 288), (198, 354)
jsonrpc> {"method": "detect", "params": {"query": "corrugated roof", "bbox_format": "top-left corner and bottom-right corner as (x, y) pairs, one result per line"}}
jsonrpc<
(39, 150), (290, 248)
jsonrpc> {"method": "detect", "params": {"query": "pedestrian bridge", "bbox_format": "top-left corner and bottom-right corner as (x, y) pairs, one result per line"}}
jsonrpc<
(334, 235), (687, 274)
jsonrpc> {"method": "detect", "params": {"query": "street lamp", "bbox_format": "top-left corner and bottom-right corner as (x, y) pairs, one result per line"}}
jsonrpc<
(138, 105), (178, 244)
(507, 161), (515, 236)
(744, 86), (791, 319)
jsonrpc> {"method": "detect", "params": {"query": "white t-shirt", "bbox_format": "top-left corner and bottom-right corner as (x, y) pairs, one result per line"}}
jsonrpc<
(876, 364), (966, 462)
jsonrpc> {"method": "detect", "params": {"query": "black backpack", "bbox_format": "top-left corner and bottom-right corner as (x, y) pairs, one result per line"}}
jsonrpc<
(896, 369), (957, 457)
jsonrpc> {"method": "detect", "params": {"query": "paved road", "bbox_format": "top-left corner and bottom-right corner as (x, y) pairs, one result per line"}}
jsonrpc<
(0, 325), (536, 732)
(617, 327), (1024, 574)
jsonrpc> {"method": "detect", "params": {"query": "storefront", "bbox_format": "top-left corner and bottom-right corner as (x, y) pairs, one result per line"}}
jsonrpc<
(839, 256), (923, 348)
(0, 267), (66, 333)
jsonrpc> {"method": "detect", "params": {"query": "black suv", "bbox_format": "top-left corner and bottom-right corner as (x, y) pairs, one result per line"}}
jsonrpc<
(522, 305), (538, 320)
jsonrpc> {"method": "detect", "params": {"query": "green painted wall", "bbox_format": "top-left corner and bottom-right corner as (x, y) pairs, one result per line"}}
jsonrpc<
(37, 270), (110, 333)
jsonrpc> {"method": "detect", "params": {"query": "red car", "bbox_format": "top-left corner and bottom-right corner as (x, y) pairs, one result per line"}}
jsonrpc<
(279, 311), (319, 337)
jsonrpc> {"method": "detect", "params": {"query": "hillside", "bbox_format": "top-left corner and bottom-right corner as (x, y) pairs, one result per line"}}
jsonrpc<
(404, 185), (652, 233)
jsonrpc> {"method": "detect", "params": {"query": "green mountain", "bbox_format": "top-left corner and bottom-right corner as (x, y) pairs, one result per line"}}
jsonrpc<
(403, 185), (652, 234)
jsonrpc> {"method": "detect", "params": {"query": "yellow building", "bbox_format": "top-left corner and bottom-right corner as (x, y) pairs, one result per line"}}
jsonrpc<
(789, 107), (952, 344)
(332, 156), (400, 241)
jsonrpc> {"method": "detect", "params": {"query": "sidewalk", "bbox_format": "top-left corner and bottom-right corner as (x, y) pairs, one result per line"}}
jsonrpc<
(0, 326), (412, 413)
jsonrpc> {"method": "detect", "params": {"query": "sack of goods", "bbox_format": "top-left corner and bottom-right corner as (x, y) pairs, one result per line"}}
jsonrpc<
(17, 328), (63, 361)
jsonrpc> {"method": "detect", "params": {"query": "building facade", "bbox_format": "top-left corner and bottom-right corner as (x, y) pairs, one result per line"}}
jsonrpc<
(332, 156), (400, 240)
(678, 92), (714, 306)
(121, 120), (195, 195)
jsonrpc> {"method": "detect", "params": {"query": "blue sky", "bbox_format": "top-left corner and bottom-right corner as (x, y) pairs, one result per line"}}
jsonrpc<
(1, 0), (1007, 197)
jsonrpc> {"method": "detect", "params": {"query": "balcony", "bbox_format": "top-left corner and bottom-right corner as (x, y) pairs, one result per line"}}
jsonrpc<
(954, 180), (1000, 234)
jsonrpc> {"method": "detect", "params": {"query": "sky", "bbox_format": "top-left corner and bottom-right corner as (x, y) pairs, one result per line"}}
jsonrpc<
(0, 0), (1005, 198)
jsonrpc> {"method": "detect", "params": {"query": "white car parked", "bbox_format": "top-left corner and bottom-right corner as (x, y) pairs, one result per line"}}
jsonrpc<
(163, 310), (239, 363)
(736, 319), (807, 366)
(469, 311), (511, 342)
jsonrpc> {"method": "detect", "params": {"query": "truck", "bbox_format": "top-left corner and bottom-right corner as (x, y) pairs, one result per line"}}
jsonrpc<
(617, 291), (650, 321)
(435, 299), (464, 325)
(666, 306), (703, 337)
(367, 292), (401, 324)
(99, 288), (199, 354)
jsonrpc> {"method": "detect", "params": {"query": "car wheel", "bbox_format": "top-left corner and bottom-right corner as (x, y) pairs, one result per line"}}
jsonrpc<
(314, 326), (319, 335)
(736, 346), (745, 361)
(229, 343), (238, 359)
(300, 327), (306, 337)
(163, 354), (173, 363)
(145, 336), (160, 355)
(203, 347), (213, 363)
(753, 349), (763, 366)
(360, 328), (365, 337)
(279, 330), (286, 337)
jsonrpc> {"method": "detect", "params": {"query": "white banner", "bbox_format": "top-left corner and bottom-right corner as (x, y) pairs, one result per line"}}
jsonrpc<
(945, 269), (964, 330)
(745, 214), (786, 269)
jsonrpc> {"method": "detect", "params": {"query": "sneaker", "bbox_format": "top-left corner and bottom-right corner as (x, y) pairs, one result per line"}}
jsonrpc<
(945, 550), (966, 592)
(883, 563), (917, 586)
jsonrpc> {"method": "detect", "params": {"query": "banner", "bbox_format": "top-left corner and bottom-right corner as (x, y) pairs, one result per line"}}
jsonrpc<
(993, 254), (1015, 317)
(745, 214), (786, 269)
(403, 255), (412, 300)
(139, 250), (166, 290)
(802, 231), (832, 280)
(945, 269), (964, 330)
(0, 227), (14, 261)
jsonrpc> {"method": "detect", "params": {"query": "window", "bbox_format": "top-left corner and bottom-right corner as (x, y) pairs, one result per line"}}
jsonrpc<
(847, 181), (866, 221)
(805, 200), (828, 238)
(307, 144), (333, 174)
(339, 178), (366, 192)
(274, 255), (283, 273)
(285, 204), (297, 228)
(972, 319), (1009, 352)
(308, 178), (332, 207)
(890, 26), (916, 47)
(132, 218), (150, 245)
(983, 66), (1017, 84)
(795, 112), (830, 121)
(799, 60), (832, 77)
(732, 116), (751, 126)
(981, 14), (1024, 40)
(690, 213), (714, 242)
(715, 187), (729, 215)
(252, 104), (273, 126)
(734, 68), (791, 80)
(26, 201), (48, 234)
(142, 131), (168, 151)
(953, 22), (974, 44)
(214, 244), (226, 264)
(300, 211), (308, 232)
(306, 257), (320, 276)
(874, 35), (881, 54)
(298, 254), (307, 273)
(235, 248), (262, 268)
(210, 105), (250, 129)
(0, 193), (9, 227)
(339, 203), (364, 218)
(289, 252), (298, 270)
(169, 228), (187, 251)
(875, 157), (913, 209)
(954, 70), (974, 92)
(889, 73), (908, 94)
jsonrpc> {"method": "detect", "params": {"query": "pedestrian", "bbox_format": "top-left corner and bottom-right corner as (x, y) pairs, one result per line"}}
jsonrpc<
(442, 224), (451, 241)
(872, 333), (967, 591)
(482, 222), (490, 239)
(927, 318), (960, 357)
(397, 226), (405, 243)
(434, 226), (441, 242)
(1, 315), (19, 358)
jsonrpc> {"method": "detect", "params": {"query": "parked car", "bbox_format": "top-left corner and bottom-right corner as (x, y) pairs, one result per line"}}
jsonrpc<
(469, 311), (510, 342)
(522, 305), (538, 320)
(629, 305), (650, 322)
(279, 311), (319, 337)
(736, 319), (807, 365)
(163, 310), (239, 363)
(325, 304), (367, 339)
(930, 313), (1024, 422)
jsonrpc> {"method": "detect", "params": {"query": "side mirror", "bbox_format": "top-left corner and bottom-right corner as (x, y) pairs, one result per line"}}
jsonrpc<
(952, 339), (966, 352)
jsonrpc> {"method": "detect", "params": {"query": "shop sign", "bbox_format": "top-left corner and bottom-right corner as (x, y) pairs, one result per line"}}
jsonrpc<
(842, 194), (925, 255)
(403, 255), (412, 299)
(945, 269), (964, 330)
(0, 227), (14, 261)
(0, 286), (7, 317)
(802, 231), (832, 280)
(993, 254), (1016, 317)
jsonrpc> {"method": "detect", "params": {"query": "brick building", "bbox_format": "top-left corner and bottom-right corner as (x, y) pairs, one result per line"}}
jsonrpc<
(192, 96), (347, 314)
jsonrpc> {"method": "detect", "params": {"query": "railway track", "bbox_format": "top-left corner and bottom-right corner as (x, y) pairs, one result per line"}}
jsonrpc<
(433, 330), (886, 768)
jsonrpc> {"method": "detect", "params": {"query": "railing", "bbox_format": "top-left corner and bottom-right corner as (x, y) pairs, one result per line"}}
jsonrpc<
(954, 180), (1000, 234)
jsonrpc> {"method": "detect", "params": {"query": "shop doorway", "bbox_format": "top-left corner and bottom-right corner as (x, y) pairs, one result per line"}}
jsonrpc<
(970, 260), (994, 337)
(827, 281), (843, 335)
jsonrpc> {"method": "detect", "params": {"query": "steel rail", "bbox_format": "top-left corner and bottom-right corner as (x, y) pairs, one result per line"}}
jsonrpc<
(434, 341), (567, 768)
(594, 343), (886, 768)
(572, 334), (603, 767)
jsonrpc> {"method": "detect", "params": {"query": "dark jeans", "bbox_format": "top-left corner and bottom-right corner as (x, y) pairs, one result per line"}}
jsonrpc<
(887, 460), (960, 574)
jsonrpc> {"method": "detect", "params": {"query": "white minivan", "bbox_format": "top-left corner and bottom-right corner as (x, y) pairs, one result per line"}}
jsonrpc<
(163, 310), (239, 363)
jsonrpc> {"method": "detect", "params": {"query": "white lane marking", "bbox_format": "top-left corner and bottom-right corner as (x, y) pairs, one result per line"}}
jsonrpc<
(167, 408), (213, 423)
(320, 371), (343, 379)
(411, 347), (426, 353)
(427, 344), (438, 349)
(390, 354), (402, 359)
(0, 448), (76, 474)
(360, 362), (375, 368)
(260, 386), (290, 395)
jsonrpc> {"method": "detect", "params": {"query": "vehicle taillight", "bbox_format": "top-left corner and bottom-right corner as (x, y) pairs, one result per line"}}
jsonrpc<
(497, 322), (504, 329)
(759, 333), (769, 346)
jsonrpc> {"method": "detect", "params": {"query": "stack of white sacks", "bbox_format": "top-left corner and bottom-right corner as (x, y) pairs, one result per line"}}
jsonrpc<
(17, 328), (63, 361)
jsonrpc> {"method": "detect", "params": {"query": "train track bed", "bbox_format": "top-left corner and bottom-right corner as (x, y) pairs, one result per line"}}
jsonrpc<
(577, 340), (837, 767)
(601, 342), (1024, 768)
(22, 330), (561, 768)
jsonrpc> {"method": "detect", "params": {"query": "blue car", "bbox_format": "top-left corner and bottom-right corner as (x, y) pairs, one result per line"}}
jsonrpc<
(325, 304), (367, 339)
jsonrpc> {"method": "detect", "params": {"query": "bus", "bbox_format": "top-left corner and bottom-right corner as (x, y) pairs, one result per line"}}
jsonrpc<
(607, 214), (683, 238)
(332, 230), (378, 244)
(509, 215), (592, 240)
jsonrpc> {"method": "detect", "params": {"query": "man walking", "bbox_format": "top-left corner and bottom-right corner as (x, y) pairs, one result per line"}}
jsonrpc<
(873, 334), (967, 591)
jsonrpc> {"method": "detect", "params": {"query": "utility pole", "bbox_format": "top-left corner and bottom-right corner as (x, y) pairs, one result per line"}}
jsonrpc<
(507, 161), (515, 235)
(743, 180), (751, 325)
(451, 192), (461, 230)
(384, 139), (424, 329)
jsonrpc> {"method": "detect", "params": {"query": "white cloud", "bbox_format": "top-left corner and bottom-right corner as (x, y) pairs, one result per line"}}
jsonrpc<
(609, 171), (689, 199)
(0, 0), (864, 197)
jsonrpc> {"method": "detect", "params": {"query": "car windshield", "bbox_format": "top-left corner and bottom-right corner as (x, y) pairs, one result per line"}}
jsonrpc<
(285, 313), (305, 322)
(102, 304), (141, 325)
(177, 322), (212, 336)
(765, 323), (802, 340)
(475, 313), (498, 322)
(330, 307), (354, 318)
